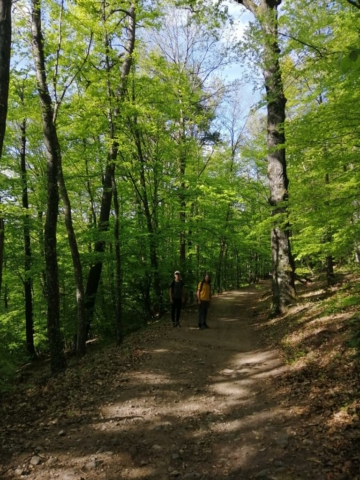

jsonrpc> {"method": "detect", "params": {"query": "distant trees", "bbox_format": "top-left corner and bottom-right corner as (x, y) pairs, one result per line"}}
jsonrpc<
(2, 0), (267, 376)
(4, 0), (360, 379)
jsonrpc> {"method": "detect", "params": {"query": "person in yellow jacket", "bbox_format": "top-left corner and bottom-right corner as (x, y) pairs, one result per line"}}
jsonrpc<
(197, 274), (211, 329)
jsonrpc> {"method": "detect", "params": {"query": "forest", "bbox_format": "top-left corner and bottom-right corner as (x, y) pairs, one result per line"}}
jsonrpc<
(1, 0), (360, 381)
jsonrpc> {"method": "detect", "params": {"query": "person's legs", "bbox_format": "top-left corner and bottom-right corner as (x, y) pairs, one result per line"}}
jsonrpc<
(175, 298), (182, 325)
(202, 301), (209, 327)
(198, 302), (203, 328)
(171, 302), (177, 326)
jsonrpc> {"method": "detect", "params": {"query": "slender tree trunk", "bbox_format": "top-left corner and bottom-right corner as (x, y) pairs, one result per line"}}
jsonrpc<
(179, 134), (186, 272)
(85, 151), (116, 336)
(0, 0), (11, 157)
(0, 0), (11, 298)
(0, 217), (4, 298)
(112, 174), (123, 345)
(57, 168), (87, 356)
(84, 4), (136, 334)
(324, 173), (335, 285)
(20, 117), (36, 358)
(31, 0), (66, 372)
(236, 0), (296, 315)
(135, 132), (163, 315)
(37, 209), (47, 298)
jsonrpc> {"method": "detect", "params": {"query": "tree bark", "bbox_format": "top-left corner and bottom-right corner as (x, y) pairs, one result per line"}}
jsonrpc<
(0, 0), (11, 157)
(58, 167), (87, 356)
(31, 0), (66, 372)
(112, 174), (123, 345)
(20, 117), (36, 358)
(0, 217), (4, 300)
(0, 0), (11, 298)
(236, 0), (296, 315)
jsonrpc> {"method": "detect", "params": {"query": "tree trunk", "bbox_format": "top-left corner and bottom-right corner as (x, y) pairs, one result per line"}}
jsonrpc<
(0, 217), (3, 298)
(0, 0), (11, 298)
(326, 255), (335, 284)
(134, 131), (164, 315)
(58, 167), (87, 356)
(20, 117), (36, 358)
(179, 136), (186, 272)
(264, 9), (296, 314)
(84, 4), (136, 335)
(236, 0), (296, 315)
(0, 0), (11, 157)
(112, 174), (123, 345)
(31, 0), (66, 372)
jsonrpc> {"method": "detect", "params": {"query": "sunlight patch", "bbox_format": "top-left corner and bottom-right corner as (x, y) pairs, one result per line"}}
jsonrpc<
(210, 381), (251, 397)
(218, 317), (239, 322)
(209, 407), (287, 434)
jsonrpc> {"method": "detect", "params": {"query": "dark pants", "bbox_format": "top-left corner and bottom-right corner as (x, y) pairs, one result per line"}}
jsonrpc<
(171, 298), (182, 325)
(198, 301), (209, 327)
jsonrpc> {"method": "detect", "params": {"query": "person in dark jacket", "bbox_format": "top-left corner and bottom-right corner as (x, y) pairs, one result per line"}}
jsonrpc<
(169, 271), (185, 327)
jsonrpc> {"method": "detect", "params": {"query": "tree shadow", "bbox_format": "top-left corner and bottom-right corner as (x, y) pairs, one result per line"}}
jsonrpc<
(0, 284), (337, 479)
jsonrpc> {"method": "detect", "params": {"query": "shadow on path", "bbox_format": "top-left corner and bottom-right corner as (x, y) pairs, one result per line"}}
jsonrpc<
(1, 285), (317, 480)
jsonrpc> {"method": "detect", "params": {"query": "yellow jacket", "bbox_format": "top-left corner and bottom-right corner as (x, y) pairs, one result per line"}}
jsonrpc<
(197, 281), (211, 301)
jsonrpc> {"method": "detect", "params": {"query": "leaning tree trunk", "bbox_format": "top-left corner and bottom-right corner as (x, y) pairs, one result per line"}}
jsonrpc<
(30, 0), (66, 372)
(58, 167), (87, 357)
(236, 0), (296, 315)
(84, 4), (136, 335)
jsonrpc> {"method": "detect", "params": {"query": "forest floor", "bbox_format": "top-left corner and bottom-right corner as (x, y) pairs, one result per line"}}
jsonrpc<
(1, 277), (360, 480)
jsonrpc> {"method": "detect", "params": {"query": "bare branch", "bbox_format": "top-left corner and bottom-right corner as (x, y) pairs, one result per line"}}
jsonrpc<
(54, 0), (65, 105)
(53, 32), (94, 123)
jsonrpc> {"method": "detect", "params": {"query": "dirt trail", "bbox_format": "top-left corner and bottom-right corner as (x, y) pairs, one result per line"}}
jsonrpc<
(1, 285), (317, 480)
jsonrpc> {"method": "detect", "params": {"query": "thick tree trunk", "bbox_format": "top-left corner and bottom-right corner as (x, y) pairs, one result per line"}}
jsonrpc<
(236, 0), (296, 315)
(31, 0), (66, 373)
(20, 118), (36, 358)
(263, 7), (296, 314)
(84, 5), (136, 334)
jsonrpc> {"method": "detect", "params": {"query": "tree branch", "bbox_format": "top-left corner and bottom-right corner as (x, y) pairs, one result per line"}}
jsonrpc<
(279, 32), (325, 57)
(347, 0), (360, 9)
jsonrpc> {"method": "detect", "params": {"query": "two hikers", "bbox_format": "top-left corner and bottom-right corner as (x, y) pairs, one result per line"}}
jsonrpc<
(169, 272), (211, 329)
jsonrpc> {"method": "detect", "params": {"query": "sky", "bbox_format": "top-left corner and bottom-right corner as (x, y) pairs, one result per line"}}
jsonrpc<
(221, 1), (261, 107)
